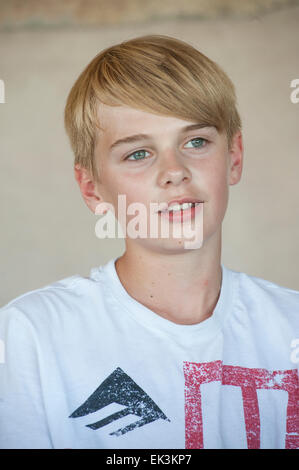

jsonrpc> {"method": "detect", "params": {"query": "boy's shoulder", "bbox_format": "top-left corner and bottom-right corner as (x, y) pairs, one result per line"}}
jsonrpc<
(228, 265), (299, 323)
(1, 273), (85, 307)
(0, 264), (108, 326)
(234, 266), (299, 298)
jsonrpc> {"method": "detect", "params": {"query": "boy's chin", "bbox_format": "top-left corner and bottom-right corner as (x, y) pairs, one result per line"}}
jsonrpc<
(126, 236), (204, 253)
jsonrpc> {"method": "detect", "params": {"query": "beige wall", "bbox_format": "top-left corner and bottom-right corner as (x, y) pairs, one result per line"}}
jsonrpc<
(1, 0), (298, 29)
(0, 5), (298, 306)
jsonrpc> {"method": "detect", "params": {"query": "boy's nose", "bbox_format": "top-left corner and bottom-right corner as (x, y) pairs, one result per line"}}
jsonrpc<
(157, 150), (191, 187)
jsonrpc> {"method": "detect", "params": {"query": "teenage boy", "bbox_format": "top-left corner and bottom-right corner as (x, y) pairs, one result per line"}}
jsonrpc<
(0, 35), (298, 449)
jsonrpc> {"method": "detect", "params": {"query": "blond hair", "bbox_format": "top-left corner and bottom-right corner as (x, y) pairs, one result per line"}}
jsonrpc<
(64, 35), (241, 182)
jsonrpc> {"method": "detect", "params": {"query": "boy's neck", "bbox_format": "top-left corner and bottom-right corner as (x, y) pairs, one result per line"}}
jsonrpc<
(114, 231), (223, 326)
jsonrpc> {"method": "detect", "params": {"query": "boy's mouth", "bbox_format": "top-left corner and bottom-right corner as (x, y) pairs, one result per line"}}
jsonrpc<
(158, 202), (198, 213)
(157, 198), (204, 214)
(156, 199), (204, 222)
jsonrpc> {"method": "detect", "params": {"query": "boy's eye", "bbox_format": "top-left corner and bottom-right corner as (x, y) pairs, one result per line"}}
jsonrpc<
(184, 137), (207, 149)
(126, 150), (150, 161)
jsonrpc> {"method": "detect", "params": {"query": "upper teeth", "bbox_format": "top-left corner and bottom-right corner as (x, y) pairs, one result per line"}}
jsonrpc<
(167, 202), (194, 212)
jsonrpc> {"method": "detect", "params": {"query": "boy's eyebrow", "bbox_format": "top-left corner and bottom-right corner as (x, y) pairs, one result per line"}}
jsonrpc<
(109, 124), (214, 151)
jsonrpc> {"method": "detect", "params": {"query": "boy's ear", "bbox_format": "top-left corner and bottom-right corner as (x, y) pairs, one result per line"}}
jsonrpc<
(74, 164), (105, 214)
(228, 131), (243, 186)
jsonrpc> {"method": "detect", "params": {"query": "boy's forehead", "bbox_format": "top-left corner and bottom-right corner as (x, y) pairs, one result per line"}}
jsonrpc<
(97, 102), (185, 131)
(97, 103), (146, 134)
(96, 102), (218, 142)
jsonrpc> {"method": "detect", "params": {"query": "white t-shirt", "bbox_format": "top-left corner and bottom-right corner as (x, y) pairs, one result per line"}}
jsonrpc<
(0, 257), (298, 449)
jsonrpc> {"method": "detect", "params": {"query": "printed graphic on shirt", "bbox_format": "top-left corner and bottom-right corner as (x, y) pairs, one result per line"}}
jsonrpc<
(69, 367), (170, 436)
(184, 360), (299, 449)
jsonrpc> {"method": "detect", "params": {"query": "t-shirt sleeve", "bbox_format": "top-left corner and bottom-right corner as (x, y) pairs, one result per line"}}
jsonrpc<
(0, 305), (53, 449)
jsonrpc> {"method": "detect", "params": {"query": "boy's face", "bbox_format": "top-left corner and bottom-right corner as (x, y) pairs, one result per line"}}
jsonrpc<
(75, 103), (243, 253)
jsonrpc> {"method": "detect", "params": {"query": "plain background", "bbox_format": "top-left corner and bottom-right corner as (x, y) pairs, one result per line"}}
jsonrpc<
(0, 3), (299, 306)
